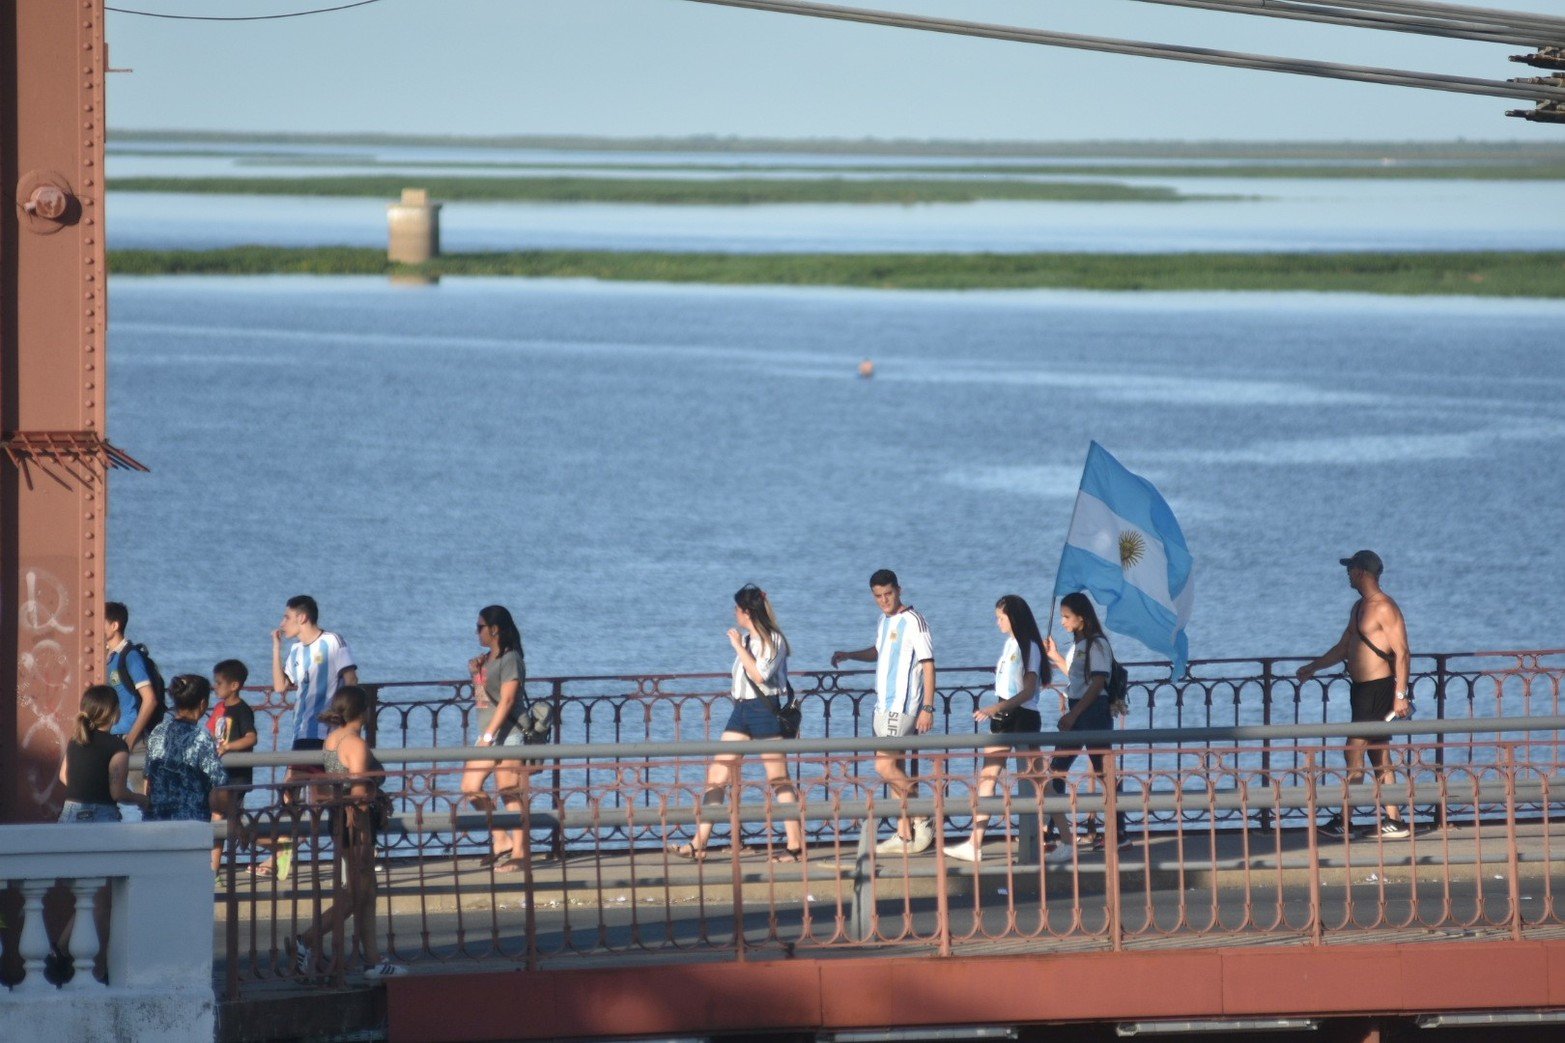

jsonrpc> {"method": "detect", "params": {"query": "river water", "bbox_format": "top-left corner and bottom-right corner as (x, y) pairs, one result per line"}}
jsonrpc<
(108, 277), (1565, 688)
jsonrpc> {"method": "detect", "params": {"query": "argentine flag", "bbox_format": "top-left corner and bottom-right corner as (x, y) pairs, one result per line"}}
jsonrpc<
(1054, 442), (1194, 676)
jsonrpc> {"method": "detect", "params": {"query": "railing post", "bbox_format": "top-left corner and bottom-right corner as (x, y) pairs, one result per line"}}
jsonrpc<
(849, 798), (874, 942)
(520, 774), (539, 972)
(62, 877), (105, 990)
(1258, 659), (1274, 831)
(1304, 750), (1323, 945)
(1504, 744), (1524, 942)
(225, 800), (242, 1000)
(729, 777), (746, 963)
(1433, 654), (1449, 829)
(549, 680), (566, 860)
(15, 878), (54, 992)
(1103, 750), (1123, 952)
(932, 756), (952, 958)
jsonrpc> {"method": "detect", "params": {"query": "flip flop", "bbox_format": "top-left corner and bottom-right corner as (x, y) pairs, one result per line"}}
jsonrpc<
(250, 862), (274, 878)
(494, 859), (524, 874)
(478, 849), (513, 869)
(668, 842), (707, 862)
(769, 848), (804, 864)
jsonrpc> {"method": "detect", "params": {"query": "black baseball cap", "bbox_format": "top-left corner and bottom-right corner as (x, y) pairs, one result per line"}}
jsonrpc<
(1339, 549), (1384, 577)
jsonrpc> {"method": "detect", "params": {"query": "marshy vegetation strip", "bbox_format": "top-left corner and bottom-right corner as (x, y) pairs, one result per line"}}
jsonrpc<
(139, 154), (1565, 181)
(109, 246), (1565, 297)
(105, 176), (1224, 204)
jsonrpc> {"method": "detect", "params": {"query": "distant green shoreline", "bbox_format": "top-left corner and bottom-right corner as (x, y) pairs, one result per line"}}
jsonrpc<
(108, 246), (1565, 298)
(108, 154), (1565, 181)
(107, 176), (1223, 205)
(106, 128), (1565, 162)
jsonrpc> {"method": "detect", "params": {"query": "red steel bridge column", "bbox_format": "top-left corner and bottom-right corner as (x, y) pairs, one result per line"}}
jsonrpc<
(1, 0), (113, 822)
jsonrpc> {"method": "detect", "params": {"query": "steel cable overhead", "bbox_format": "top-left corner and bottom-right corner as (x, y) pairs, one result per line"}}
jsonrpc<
(1124, 0), (1565, 49)
(680, 0), (1565, 113)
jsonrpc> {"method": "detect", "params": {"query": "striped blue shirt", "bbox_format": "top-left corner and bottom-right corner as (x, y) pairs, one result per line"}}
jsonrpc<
(874, 607), (934, 716)
(284, 632), (356, 743)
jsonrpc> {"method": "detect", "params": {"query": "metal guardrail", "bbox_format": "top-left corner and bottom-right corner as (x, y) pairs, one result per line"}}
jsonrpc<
(213, 716), (1565, 996)
(213, 650), (1565, 851)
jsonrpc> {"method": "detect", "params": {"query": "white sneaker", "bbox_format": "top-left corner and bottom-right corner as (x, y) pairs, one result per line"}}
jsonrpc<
(875, 832), (913, 855)
(1045, 842), (1073, 865)
(292, 937), (314, 975)
(362, 959), (408, 980)
(909, 819), (935, 854)
(944, 839), (981, 863)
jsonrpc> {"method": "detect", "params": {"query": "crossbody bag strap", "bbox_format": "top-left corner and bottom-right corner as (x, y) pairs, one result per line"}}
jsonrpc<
(1352, 601), (1396, 666)
(740, 640), (793, 723)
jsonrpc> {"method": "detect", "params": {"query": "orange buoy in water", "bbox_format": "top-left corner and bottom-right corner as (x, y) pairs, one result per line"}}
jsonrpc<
(858, 358), (875, 379)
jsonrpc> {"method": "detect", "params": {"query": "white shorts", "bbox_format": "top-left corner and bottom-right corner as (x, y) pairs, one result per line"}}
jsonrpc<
(873, 709), (919, 738)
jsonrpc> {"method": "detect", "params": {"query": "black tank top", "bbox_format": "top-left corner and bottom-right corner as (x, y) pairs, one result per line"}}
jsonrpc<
(65, 730), (129, 804)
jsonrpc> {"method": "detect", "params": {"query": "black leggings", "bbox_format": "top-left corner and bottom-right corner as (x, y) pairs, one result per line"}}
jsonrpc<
(1048, 751), (1128, 837)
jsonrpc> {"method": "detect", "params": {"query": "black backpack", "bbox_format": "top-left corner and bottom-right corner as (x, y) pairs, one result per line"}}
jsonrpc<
(1084, 638), (1130, 716)
(113, 642), (169, 730)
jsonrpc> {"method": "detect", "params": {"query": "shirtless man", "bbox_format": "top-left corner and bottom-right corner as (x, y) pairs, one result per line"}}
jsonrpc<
(1296, 550), (1412, 839)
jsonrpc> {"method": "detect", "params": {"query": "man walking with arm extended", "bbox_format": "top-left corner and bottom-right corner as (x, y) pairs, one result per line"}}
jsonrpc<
(1296, 550), (1412, 839)
(832, 569), (937, 854)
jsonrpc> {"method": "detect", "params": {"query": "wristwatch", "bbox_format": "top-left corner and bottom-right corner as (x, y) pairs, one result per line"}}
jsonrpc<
(921, 704), (934, 712)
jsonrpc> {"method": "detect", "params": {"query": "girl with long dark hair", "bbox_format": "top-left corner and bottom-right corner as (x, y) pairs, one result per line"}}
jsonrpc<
(461, 604), (535, 870)
(670, 584), (804, 862)
(944, 595), (1051, 862)
(1043, 592), (1126, 855)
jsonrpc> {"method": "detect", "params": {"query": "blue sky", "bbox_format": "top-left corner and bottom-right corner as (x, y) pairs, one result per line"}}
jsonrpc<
(105, 0), (1562, 141)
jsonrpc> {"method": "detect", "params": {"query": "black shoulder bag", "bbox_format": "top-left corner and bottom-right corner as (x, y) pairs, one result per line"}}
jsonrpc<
(741, 644), (801, 739)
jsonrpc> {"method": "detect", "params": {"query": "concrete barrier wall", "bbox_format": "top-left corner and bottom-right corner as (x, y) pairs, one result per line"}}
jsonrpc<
(0, 821), (215, 1043)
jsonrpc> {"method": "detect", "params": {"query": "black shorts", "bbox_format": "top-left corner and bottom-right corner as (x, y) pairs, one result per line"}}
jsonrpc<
(1349, 676), (1396, 724)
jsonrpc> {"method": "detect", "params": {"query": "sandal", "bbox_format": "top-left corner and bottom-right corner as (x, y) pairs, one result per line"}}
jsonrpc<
(478, 849), (513, 869)
(770, 847), (804, 864)
(250, 861), (273, 878)
(494, 859), (524, 874)
(668, 842), (708, 862)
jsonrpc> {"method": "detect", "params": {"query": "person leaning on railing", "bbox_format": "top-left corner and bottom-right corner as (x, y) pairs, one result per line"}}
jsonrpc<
(670, 585), (804, 862)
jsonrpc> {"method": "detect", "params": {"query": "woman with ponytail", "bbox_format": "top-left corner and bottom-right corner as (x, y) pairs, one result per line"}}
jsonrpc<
(669, 584), (804, 863)
(57, 684), (147, 822)
(293, 685), (406, 980)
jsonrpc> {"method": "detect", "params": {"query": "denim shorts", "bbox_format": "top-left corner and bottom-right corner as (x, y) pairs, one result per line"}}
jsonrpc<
(723, 697), (784, 739)
(491, 716), (528, 748)
(59, 801), (122, 823)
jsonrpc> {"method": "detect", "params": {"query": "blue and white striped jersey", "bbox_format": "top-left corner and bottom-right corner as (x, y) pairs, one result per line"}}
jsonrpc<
(284, 631), (356, 743)
(874, 607), (934, 716)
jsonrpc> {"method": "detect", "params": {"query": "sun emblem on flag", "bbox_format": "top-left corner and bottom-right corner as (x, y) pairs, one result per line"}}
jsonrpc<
(1119, 530), (1146, 569)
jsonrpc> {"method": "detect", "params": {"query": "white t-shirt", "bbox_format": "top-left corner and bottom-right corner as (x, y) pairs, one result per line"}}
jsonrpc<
(1063, 636), (1114, 702)
(285, 631), (357, 742)
(731, 632), (789, 700)
(874, 607), (934, 716)
(994, 636), (1042, 708)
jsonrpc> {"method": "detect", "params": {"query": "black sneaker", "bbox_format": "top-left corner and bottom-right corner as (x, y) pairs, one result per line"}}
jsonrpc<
(1317, 814), (1347, 838)
(1375, 820), (1411, 839)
